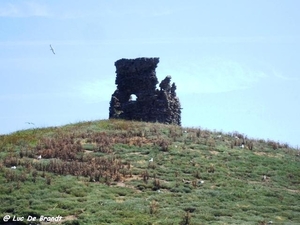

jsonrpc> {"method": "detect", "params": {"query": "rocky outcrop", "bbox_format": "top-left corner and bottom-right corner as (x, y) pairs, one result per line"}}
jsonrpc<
(109, 57), (181, 125)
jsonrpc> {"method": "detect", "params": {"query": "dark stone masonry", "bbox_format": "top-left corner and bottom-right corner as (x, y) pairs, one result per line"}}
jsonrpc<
(109, 57), (181, 125)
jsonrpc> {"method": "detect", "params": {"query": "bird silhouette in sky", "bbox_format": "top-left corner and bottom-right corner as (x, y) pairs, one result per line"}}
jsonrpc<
(50, 44), (55, 54)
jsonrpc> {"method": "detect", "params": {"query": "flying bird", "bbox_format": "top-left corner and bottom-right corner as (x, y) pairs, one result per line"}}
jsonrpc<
(50, 44), (55, 54)
(25, 122), (35, 125)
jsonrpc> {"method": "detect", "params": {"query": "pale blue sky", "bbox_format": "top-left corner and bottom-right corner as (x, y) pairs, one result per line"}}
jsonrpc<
(1, 0), (299, 147)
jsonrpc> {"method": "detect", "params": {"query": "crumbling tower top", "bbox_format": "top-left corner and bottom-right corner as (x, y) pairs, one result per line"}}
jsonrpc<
(109, 57), (181, 125)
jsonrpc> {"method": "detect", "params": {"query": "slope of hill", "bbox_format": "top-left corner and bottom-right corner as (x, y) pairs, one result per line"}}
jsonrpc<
(0, 119), (299, 225)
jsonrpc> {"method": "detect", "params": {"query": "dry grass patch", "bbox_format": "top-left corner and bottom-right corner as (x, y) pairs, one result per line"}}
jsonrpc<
(84, 150), (93, 154)
(209, 150), (219, 155)
(254, 151), (284, 159)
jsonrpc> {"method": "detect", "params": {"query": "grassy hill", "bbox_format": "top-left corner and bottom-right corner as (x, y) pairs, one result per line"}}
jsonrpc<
(0, 119), (299, 225)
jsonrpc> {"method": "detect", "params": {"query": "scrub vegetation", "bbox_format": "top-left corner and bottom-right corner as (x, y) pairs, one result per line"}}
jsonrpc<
(0, 119), (299, 225)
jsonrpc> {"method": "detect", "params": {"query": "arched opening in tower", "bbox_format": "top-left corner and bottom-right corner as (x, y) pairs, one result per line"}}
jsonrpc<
(129, 94), (137, 101)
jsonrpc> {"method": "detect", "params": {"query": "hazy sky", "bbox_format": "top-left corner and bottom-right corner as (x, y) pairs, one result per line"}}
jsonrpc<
(1, 0), (299, 147)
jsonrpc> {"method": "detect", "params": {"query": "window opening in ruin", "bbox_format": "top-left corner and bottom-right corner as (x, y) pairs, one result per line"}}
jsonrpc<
(129, 94), (137, 101)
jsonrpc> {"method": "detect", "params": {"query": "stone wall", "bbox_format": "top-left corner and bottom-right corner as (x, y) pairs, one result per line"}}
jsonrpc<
(109, 57), (181, 125)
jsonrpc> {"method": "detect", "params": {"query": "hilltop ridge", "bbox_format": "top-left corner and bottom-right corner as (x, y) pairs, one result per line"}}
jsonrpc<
(0, 119), (299, 224)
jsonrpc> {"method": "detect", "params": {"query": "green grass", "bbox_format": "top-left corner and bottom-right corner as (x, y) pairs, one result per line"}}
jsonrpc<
(0, 119), (299, 225)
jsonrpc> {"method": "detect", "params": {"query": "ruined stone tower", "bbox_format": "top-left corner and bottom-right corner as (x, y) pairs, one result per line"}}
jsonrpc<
(109, 57), (181, 125)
